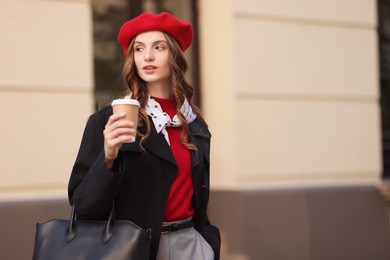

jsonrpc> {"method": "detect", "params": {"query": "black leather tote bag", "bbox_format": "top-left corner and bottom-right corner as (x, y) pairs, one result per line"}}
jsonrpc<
(32, 205), (152, 260)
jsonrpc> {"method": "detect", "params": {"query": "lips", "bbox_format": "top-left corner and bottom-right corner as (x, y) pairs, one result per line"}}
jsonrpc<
(143, 65), (157, 73)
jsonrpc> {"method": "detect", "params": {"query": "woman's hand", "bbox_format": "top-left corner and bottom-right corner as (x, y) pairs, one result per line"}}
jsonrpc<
(103, 112), (136, 170)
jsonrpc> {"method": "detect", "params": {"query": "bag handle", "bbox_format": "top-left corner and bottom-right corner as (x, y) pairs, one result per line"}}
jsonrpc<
(66, 204), (116, 244)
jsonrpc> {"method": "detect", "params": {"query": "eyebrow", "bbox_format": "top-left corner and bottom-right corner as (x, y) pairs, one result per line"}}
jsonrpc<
(134, 40), (167, 45)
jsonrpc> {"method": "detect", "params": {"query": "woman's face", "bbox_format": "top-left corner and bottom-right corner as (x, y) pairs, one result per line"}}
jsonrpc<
(133, 31), (170, 88)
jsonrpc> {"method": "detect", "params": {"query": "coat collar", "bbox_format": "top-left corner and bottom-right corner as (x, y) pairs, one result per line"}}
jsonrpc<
(189, 118), (211, 168)
(120, 117), (210, 168)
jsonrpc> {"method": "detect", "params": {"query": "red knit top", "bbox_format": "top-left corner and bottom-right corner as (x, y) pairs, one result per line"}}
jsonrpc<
(153, 97), (195, 221)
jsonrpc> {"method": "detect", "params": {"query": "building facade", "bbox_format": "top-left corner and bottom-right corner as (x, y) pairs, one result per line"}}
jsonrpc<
(0, 0), (388, 259)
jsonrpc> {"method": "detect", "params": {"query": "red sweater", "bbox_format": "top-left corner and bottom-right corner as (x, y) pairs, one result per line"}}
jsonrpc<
(153, 97), (195, 221)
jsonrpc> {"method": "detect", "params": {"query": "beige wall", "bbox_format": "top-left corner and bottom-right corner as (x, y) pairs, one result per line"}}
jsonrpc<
(0, 1), (384, 259)
(0, 0), (93, 200)
(199, 0), (381, 188)
(0, 0), (381, 196)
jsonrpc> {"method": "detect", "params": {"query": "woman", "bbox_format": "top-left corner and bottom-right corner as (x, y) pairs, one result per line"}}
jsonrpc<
(68, 12), (221, 260)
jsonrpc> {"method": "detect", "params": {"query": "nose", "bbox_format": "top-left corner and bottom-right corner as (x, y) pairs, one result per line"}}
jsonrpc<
(144, 48), (155, 62)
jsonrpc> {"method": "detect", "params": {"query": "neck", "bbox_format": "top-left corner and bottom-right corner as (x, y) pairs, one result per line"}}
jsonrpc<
(147, 80), (172, 99)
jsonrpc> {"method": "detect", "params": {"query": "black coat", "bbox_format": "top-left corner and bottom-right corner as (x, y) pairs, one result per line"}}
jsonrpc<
(68, 106), (221, 260)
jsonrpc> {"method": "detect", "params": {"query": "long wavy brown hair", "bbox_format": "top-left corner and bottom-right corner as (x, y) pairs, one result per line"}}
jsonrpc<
(122, 32), (202, 151)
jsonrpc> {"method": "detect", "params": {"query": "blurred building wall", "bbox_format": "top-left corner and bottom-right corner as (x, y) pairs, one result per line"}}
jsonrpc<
(0, 0), (380, 207)
(199, 0), (381, 188)
(0, 0), (387, 259)
(198, 1), (388, 258)
(0, 0), (93, 201)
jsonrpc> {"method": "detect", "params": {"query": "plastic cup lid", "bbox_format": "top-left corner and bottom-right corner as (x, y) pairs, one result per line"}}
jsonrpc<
(111, 99), (140, 107)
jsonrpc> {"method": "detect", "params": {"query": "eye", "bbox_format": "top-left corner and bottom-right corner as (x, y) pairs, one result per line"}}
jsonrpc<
(155, 45), (166, 51)
(134, 46), (144, 52)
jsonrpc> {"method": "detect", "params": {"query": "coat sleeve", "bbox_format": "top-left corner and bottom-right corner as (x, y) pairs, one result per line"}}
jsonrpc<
(196, 121), (222, 260)
(68, 109), (123, 219)
(198, 182), (221, 260)
(199, 219), (221, 260)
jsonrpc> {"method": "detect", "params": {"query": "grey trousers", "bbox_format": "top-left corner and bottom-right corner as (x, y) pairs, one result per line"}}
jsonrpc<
(156, 219), (214, 260)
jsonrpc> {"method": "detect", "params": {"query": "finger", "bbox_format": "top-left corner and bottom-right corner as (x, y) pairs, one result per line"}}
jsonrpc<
(106, 119), (135, 132)
(104, 120), (135, 137)
(117, 134), (135, 143)
(111, 120), (135, 130)
(106, 134), (133, 149)
(105, 121), (136, 135)
(107, 113), (127, 126)
(108, 128), (136, 140)
(104, 126), (136, 144)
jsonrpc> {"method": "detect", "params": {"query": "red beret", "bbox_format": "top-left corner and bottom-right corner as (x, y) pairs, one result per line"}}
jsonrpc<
(117, 12), (193, 55)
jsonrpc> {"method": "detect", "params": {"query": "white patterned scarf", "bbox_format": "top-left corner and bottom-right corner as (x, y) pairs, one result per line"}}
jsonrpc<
(125, 95), (197, 145)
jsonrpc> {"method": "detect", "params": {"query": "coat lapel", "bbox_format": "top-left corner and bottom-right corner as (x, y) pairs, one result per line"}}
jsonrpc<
(120, 118), (210, 169)
(190, 136), (201, 169)
(189, 118), (211, 170)
(133, 123), (177, 166)
(142, 130), (177, 166)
